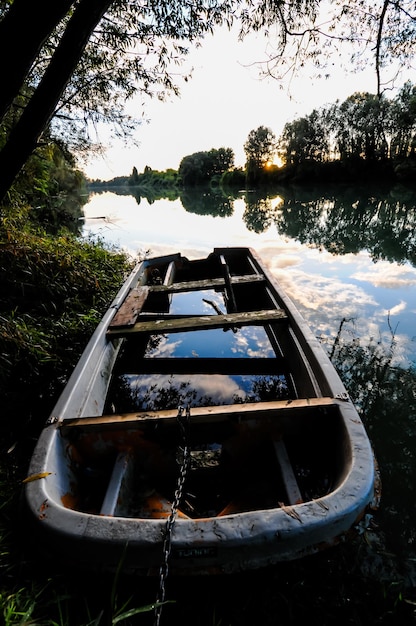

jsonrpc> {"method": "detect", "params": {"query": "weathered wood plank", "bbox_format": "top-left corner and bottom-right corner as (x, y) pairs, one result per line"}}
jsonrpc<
(273, 440), (303, 505)
(148, 273), (265, 294)
(109, 274), (267, 330)
(59, 397), (338, 434)
(115, 356), (287, 375)
(109, 286), (150, 328)
(107, 309), (287, 337)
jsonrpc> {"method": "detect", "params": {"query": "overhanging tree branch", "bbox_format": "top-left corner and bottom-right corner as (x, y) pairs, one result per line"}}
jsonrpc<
(0, 0), (74, 123)
(0, 0), (113, 201)
(375, 0), (390, 97)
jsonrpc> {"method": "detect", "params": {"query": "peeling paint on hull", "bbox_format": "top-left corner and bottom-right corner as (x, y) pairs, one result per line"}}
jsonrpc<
(24, 247), (380, 575)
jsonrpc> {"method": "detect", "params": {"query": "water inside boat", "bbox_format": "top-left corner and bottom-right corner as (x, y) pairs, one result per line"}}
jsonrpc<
(59, 254), (347, 522)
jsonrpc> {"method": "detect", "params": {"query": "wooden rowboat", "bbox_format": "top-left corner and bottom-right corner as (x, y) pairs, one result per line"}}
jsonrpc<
(24, 247), (379, 575)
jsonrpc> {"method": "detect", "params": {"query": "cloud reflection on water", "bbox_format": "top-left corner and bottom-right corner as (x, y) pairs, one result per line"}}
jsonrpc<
(83, 192), (416, 365)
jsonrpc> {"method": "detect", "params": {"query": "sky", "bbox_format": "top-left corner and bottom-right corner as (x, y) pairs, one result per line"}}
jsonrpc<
(82, 24), (380, 181)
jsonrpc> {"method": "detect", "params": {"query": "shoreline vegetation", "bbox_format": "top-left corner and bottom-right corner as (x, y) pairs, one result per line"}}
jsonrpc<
(86, 158), (416, 207)
(87, 153), (416, 218)
(88, 84), (416, 195)
(88, 156), (416, 196)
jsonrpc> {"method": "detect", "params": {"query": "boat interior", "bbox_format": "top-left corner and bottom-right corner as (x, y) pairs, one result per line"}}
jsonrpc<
(57, 249), (351, 520)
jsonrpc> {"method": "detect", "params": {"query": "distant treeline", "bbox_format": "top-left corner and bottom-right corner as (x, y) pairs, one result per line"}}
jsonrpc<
(89, 84), (416, 192)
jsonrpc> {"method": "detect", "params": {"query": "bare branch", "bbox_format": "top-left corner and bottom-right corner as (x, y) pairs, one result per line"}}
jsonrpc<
(375, 1), (390, 97)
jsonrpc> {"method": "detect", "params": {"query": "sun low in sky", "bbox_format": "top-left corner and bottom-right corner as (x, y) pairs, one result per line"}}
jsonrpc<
(84, 25), (379, 181)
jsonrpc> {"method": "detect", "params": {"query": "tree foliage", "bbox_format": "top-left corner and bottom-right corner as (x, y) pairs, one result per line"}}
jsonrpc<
(178, 147), (234, 186)
(388, 82), (416, 159)
(246, 1), (416, 98)
(0, 0), (237, 200)
(244, 126), (277, 168)
(279, 110), (329, 165)
(244, 126), (277, 185)
(278, 85), (416, 167)
(1, 1), (416, 201)
(331, 93), (389, 161)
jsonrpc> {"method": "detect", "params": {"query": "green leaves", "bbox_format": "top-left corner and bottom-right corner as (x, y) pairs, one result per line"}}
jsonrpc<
(178, 147), (235, 186)
(0, 210), (133, 407)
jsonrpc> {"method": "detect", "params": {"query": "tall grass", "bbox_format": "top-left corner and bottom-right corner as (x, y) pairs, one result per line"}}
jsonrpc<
(0, 203), (141, 625)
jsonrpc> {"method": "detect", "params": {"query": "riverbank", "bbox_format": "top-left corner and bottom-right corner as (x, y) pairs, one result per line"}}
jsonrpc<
(1, 199), (416, 625)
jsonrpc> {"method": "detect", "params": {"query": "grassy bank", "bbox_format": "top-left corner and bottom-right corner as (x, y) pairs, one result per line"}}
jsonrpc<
(0, 203), (137, 624)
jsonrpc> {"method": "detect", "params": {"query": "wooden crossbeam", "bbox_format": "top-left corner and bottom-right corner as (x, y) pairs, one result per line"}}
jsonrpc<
(108, 274), (266, 329)
(100, 451), (131, 516)
(59, 397), (338, 435)
(107, 309), (287, 338)
(148, 273), (265, 295)
(115, 356), (287, 376)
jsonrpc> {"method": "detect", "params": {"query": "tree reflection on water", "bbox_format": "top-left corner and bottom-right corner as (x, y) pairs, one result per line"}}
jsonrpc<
(109, 180), (416, 264)
(93, 182), (416, 568)
(108, 372), (290, 413)
(243, 183), (416, 265)
(242, 181), (416, 563)
(325, 316), (416, 580)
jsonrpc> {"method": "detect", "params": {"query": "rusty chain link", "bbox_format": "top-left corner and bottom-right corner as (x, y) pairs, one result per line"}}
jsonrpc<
(154, 404), (191, 626)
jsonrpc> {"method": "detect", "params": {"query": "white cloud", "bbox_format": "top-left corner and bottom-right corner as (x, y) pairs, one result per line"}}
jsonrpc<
(380, 300), (407, 317)
(352, 262), (416, 289)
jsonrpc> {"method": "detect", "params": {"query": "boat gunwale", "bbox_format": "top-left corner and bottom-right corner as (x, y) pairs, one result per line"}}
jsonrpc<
(23, 246), (379, 574)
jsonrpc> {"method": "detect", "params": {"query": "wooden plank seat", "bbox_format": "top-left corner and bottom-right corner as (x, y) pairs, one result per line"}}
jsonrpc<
(59, 397), (339, 435)
(110, 286), (150, 328)
(114, 356), (288, 376)
(107, 309), (288, 338)
(149, 273), (265, 294)
(108, 274), (266, 329)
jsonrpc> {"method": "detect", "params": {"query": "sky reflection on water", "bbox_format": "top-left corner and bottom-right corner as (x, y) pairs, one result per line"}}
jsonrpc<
(83, 191), (416, 367)
(84, 189), (416, 587)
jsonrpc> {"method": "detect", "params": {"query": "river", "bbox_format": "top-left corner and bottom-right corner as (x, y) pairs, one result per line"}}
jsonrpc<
(83, 186), (416, 368)
(81, 184), (416, 623)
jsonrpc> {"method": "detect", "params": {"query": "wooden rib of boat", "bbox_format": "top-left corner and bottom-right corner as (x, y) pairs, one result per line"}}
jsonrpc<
(23, 247), (380, 575)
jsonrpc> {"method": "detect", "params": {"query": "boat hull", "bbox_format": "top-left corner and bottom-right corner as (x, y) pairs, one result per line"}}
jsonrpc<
(24, 247), (379, 575)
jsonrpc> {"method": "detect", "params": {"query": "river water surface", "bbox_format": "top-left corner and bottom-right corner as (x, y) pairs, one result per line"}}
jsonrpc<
(83, 188), (416, 367)
(81, 184), (416, 622)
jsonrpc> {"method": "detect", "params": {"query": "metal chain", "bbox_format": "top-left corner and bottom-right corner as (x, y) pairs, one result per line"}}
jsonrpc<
(154, 404), (191, 626)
